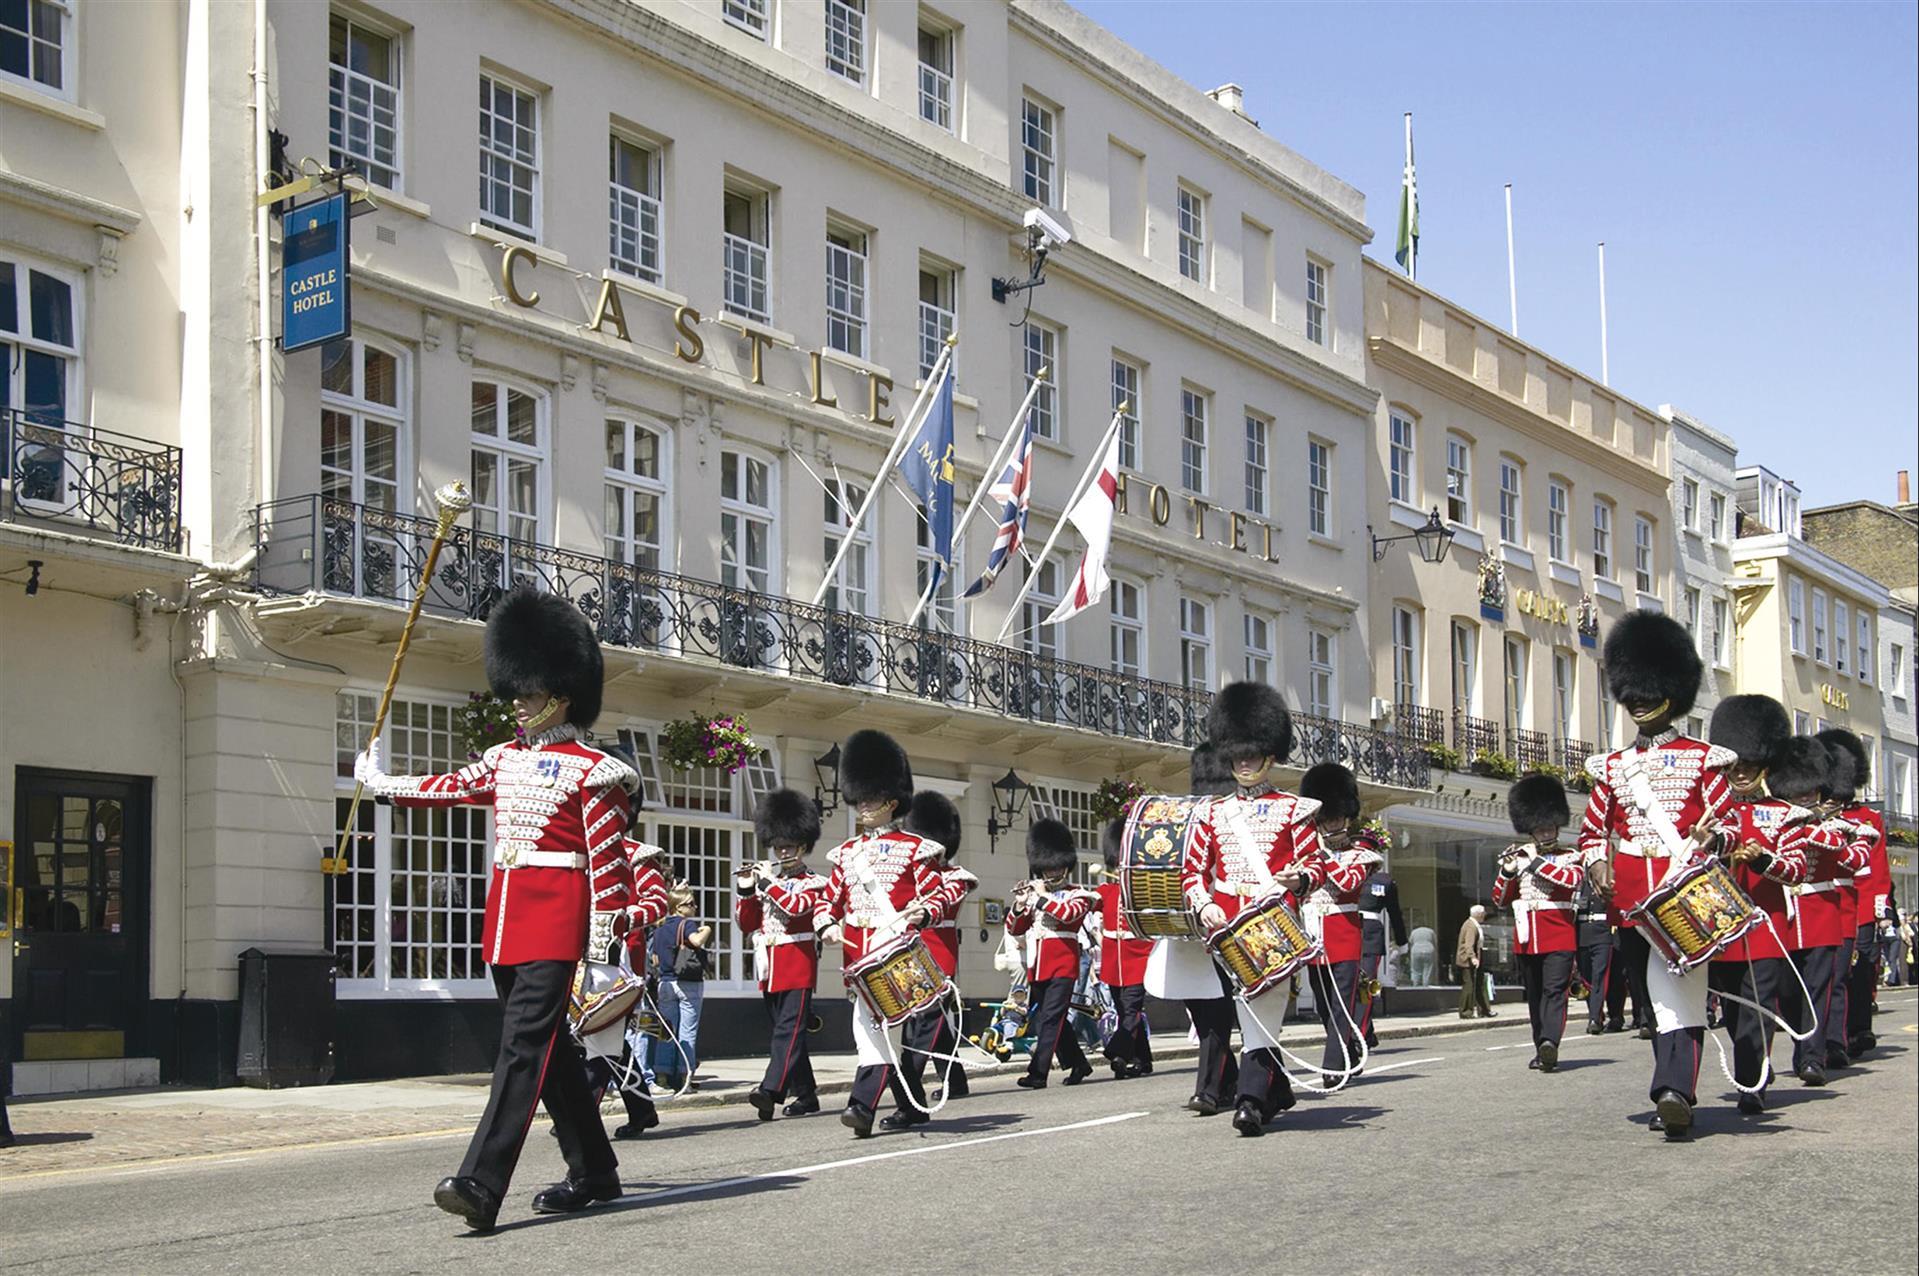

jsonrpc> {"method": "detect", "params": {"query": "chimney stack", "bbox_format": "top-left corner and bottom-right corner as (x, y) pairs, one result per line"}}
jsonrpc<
(1207, 83), (1257, 126)
(1899, 469), (1911, 505)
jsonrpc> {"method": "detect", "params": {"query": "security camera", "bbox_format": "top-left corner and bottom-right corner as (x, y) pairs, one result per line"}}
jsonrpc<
(1023, 207), (1074, 251)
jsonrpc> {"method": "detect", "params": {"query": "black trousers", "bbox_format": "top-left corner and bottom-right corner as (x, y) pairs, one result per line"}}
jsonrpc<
(1577, 922), (1613, 1026)
(461, 960), (616, 1200)
(1617, 926), (1655, 1028)
(1787, 945), (1842, 1072)
(1707, 958), (1787, 1093)
(759, 988), (817, 1102)
(1236, 1045), (1295, 1116)
(1103, 983), (1152, 1070)
(1023, 976), (1091, 1082)
(1828, 935), (1856, 1055)
(1519, 950), (1574, 1050)
(1310, 960), (1363, 1073)
(1649, 1024), (1706, 1104)
(1846, 924), (1879, 1044)
(1186, 958), (1240, 1108)
(899, 993), (965, 1102)
(1356, 954), (1382, 1044)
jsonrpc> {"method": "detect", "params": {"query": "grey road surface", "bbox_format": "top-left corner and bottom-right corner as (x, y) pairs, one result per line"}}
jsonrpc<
(3, 999), (1914, 1275)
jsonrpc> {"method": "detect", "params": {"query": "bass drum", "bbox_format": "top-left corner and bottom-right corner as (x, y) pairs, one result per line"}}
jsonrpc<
(1120, 794), (1209, 941)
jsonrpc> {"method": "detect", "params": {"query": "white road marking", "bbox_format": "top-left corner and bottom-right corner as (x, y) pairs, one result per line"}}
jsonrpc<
(1487, 1034), (1604, 1052)
(625, 1111), (1151, 1207)
(1363, 1055), (1443, 1075)
(103, 1157), (256, 1178)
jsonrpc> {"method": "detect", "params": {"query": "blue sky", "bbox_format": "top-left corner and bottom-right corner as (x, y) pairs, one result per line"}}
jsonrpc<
(1075, 0), (1919, 509)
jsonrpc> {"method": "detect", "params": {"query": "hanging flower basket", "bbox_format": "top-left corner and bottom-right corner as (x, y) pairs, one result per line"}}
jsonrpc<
(661, 713), (764, 775)
(1090, 777), (1147, 826)
(458, 691), (522, 761)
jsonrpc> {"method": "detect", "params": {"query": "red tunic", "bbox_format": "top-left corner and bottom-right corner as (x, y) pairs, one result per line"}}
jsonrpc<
(920, 865), (979, 977)
(1845, 805), (1889, 928)
(372, 729), (636, 966)
(1792, 817), (1871, 950)
(1181, 789), (1327, 922)
(1096, 881), (1154, 987)
(1710, 799), (1811, 963)
(813, 829), (948, 967)
(1576, 731), (1736, 926)
(735, 868), (829, 992)
(1006, 887), (1097, 981)
(1303, 844), (1379, 965)
(1490, 847), (1586, 955)
(621, 849), (672, 961)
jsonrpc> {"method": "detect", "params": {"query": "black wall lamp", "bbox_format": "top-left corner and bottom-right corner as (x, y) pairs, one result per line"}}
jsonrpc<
(985, 767), (1031, 853)
(1369, 509), (1457, 564)
(25, 560), (43, 596)
(812, 743), (842, 819)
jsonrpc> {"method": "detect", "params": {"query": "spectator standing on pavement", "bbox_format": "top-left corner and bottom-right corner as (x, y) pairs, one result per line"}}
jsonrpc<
(649, 887), (712, 1091)
(1456, 905), (1494, 1018)
(1408, 924), (1438, 987)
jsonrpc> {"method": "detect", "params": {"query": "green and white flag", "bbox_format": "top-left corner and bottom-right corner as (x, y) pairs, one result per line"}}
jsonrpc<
(1395, 113), (1419, 278)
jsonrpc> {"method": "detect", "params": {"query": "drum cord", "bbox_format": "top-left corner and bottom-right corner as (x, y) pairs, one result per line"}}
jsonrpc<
(1692, 915), (1820, 1098)
(1231, 967), (1371, 1096)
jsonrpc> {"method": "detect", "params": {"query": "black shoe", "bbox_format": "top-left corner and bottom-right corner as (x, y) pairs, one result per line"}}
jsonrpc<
(1606, 1019), (1625, 1033)
(1132, 1063), (1154, 1077)
(879, 1110), (929, 1131)
(1848, 1034), (1876, 1056)
(1737, 1093), (1765, 1115)
(1458, 1012), (1473, 1020)
(1232, 1101), (1266, 1137)
(613, 1093), (659, 1140)
(1797, 1063), (1828, 1087)
(783, 1096), (821, 1117)
(1586, 1020), (1605, 1036)
(1187, 1095), (1222, 1116)
(531, 1172), (622, 1215)
(1654, 1089), (1692, 1141)
(747, 1089), (777, 1122)
(1364, 1034), (1379, 1049)
(1825, 1048), (1851, 1070)
(1538, 1042), (1558, 1073)
(1636, 1026), (1656, 1040)
(1528, 1055), (1542, 1070)
(1648, 1113), (1666, 1133)
(841, 1104), (875, 1139)
(1062, 1064), (1094, 1086)
(1109, 1057), (1128, 1079)
(1015, 1075), (1047, 1090)
(433, 1176), (501, 1232)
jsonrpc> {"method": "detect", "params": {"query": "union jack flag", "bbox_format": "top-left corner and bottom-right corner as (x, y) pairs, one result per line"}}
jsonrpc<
(962, 416), (1035, 598)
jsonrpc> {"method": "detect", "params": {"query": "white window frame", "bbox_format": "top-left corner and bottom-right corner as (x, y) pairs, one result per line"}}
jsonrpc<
(1179, 596), (1213, 692)
(917, 21), (955, 133)
(1680, 478), (1699, 531)
(1021, 96), (1057, 207)
(1392, 606), (1421, 708)
(1498, 460), (1523, 546)
(468, 378), (549, 547)
(1243, 413), (1270, 517)
(823, 0), (867, 85)
(1307, 626), (1336, 719)
(1709, 491), (1728, 542)
(1242, 611), (1273, 686)
(825, 223), (869, 359)
(1024, 320), (1059, 441)
(1305, 256), (1329, 346)
(1111, 356), (1142, 470)
(1177, 184), (1208, 283)
(478, 71), (541, 241)
(0, 250), (82, 423)
(1022, 560), (1061, 662)
(1892, 643), (1908, 701)
(1110, 578), (1145, 678)
(1711, 597), (1730, 668)
(1592, 499), (1615, 581)
(0, 0), (71, 100)
(1812, 588), (1829, 665)
(1856, 613), (1872, 685)
(1547, 479), (1570, 563)
(1307, 437), (1332, 537)
(1180, 387), (1210, 495)
(608, 133), (664, 285)
(328, 11), (402, 190)
(722, 185), (772, 324)
(918, 265), (956, 382)
(1684, 587), (1702, 650)
(321, 336), (409, 514)
(822, 475), (875, 618)
(1552, 649), (1575, 742)
(1634, 516), (1655, 594)
(1450, 620), (1479, 717)
(722, 0), (770, 39)
(915, 513), (962, 638)
(1445, 433), (1472, 525)
(1788, 578), (1806, 654)
(604, 415), (671, 587)
(1503, 635), (1529, 735)
(1388, 411), (1416, 505)
(1834, 599), (1851, 675)
(720, 448), (778, 595)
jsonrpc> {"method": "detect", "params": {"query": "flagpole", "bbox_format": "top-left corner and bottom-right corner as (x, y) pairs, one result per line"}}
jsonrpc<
(1404, 112), (1416, 281)
(993, 404), (1127, 643)
(901, 366), (1048, 629)
(808, 338), (954, 608)
(1504, 183), (1518, 337)
(1597, 241), (1610, 386)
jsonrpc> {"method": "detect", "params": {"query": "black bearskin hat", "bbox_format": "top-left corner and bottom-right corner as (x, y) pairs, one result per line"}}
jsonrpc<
(1816, 728), (1869, 802)
(1101, 818), (1126, 870)
(1767, 737), (1829, 805)
(1600, 610), (1702, 719)
(1190, 742), (1235, 797)
(1508, 773), (1572, 835)
(839, 729), (913, 808)
(754, 788), (821, 850)
(605, 741), (647, 828)
(1710, 695), (1792, 766)
(1205, 681), (1294, 765)
(484, 586), (604, 727)
(1300, 763), (1360, 822)
(1027, 817), (1078, 875)
(904, 791), (962, 862)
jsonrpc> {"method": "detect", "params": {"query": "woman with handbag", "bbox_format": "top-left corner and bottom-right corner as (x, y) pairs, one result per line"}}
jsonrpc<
(648, 888), (713, 1091)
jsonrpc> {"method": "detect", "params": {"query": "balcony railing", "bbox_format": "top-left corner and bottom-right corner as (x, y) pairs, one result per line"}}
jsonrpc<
(1392, 703), (1446, 751)
(1560, 739), (1595, 788)
(254, 495), (1430, 788)
(1508, 727), (1552, 773)
(2, 409), (184, 553)
(1453, 710), (1501, 761)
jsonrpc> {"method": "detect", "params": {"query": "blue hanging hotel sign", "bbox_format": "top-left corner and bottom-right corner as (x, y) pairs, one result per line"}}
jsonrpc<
(282, 191), (351, 353)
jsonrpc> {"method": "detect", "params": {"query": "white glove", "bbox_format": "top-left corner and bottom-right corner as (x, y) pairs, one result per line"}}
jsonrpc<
(354, 734), (389, 784)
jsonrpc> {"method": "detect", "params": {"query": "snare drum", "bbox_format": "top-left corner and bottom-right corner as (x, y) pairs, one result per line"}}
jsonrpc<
(569, 960), (646, 1037)
(1208, 892), (1323, 999)
(1120, 794), (1209, 940)
(846, 933), (951, 1027)
(1628, 857), (1764, 975)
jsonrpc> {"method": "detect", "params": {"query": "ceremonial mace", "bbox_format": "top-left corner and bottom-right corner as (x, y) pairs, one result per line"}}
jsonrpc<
(324, 481), (474, 876)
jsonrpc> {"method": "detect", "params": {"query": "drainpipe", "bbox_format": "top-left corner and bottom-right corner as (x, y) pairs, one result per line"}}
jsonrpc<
(253, 0), (275, 530)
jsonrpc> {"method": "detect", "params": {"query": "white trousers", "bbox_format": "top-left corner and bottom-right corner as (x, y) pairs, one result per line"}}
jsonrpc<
(1235, 989), (1283, 1050)
(851, 995), (904, 1067)
(1145, 937), (1222, 1000)
(1646, 952), (1709, 1033)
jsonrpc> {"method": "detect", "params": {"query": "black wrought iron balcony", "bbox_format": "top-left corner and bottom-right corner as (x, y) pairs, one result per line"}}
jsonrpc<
(1508, 727), (1552, 773)
(1, 409), (185, 553)
(1391, 703), (1446, 751)
(1559, 738), (1596, 788)
(1453, 710), (1502, 761)
(252, 495), (1431, 788)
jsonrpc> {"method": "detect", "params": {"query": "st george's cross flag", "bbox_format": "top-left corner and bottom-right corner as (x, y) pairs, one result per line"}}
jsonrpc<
(961, 415), (1035, 598)
(1041, 427), (1122, 625)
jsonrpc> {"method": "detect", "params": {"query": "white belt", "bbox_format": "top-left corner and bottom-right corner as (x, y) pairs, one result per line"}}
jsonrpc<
(496, 848), (585, 870)
(1514, 900), (1574, 913)
(1798, 881), (1839, 894)
(1613, 839), (1666, 860)
(1317, 903), (1359, 915)
(763, 932), (816, 947)
(926, 922), (957, 934)
(1359, 910), (1383, 921)
(1107, 928), (1142, 942)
